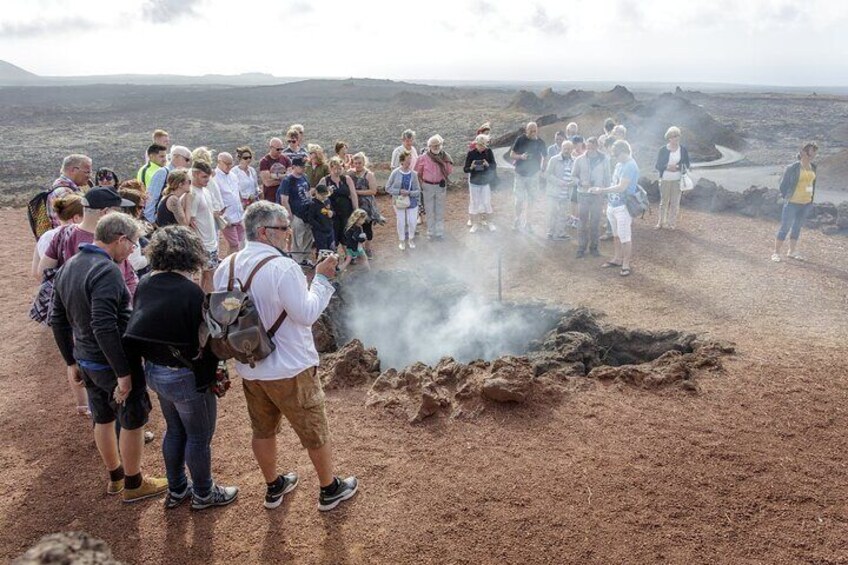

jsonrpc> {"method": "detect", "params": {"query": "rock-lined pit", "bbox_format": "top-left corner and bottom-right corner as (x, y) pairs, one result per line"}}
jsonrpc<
(314, 272), (735, 423)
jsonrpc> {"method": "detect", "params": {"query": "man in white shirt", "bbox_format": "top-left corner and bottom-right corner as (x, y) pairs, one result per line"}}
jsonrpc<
(185, 161), (219, 291)
(215, 152), (245, 253)
(213, 201), (358, 512)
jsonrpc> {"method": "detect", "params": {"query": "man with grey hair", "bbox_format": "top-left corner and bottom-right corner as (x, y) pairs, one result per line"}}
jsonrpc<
(215, 152), (246, 253)
(145, 145), (192, 224)
(213, 201), (358, 512)
(510, 122), (547, 233)
(51, 213), (168, 503)
(47, 154), (92, 228)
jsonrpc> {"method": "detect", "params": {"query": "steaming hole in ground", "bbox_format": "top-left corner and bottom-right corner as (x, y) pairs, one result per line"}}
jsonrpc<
(328, 270), (563, 370)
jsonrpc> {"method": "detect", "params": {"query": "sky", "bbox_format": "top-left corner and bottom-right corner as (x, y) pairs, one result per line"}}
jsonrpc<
(1, 0), (847, 86)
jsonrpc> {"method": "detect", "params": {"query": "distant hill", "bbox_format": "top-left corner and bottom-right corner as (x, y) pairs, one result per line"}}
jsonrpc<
(0, 59), (307, 87)
(0, 60), (39, 82)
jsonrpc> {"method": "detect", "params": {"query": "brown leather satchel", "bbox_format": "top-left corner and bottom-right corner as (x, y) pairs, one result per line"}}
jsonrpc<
(199, 253), (288, 368)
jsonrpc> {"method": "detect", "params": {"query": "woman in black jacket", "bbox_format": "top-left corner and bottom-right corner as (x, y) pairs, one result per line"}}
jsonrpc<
(654, 126), (691, 230)
(463, 134), (497, 233)
(124, 226), (238, 511)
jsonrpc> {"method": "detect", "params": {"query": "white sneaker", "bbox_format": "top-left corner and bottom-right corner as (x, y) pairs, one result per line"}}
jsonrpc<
(399, 242), (406, 251)
(469, 224), (479, 233)
(771, 253), (781, 263)
(487, 223), (497, 232)
(467, 219), (473, 227)
(787, 251), (805, 261)
(408, 240), (416, 249)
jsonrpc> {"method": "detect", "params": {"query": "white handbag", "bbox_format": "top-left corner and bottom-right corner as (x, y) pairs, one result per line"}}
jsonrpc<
(680, 172), (694, 192)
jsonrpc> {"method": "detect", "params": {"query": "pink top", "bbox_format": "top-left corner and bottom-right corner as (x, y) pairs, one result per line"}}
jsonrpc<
(414, 153), (453, 184)
(45, 225), (139, 296)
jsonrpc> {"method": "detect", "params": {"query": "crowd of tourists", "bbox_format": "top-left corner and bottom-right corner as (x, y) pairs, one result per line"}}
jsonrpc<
(27, 120), (818, 513)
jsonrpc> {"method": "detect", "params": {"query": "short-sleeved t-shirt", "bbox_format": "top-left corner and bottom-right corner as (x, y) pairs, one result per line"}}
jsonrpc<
(277, 174), (312, 219)
(259, 154), (291, 187)
(609, 158), (640, 207)
(511, 135), (547, 177)
(45, 225), (138, 294)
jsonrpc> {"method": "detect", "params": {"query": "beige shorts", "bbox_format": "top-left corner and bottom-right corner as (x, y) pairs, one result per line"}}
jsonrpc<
(242, 367), (329, 448)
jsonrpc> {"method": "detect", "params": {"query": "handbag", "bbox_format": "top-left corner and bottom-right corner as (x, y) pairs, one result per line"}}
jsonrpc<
(393, 194), (411, 209)
(680, 171), (694, 192)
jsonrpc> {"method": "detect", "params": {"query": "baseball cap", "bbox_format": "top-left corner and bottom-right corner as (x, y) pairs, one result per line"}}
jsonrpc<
(291, 157), (306, 167)
(81, 187), (135, 209)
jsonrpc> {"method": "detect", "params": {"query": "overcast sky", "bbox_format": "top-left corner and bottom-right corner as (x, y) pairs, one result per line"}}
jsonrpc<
(1, 0), (846, 86)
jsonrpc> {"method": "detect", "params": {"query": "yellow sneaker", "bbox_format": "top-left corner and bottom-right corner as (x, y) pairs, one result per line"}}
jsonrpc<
(107, 478), (124, 495)
(122, 476), (168, 503)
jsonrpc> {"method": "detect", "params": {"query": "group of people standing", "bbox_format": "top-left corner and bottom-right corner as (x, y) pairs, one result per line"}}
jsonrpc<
(29, 127), (362, 513)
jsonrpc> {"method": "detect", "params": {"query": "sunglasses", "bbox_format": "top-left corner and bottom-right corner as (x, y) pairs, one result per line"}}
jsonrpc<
(241, 155), (253, 160)
(263, 225), (290, 232)
(270, 146), (283, 151)
(288, 139), (298, 143)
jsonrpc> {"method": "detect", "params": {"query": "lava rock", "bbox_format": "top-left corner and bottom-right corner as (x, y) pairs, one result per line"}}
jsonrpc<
(312, 312), (336, 353)
(481, 376), (530, 403)
(320, 339), (380, 389)
(837, 202), (848, 229)
(13, 532), (121, 565)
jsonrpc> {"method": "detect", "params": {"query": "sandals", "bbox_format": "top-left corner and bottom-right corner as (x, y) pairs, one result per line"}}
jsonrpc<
(601, 261), (622, 268)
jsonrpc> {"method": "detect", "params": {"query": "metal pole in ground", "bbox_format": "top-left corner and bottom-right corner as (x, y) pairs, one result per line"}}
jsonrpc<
(497, 250), (502, 302)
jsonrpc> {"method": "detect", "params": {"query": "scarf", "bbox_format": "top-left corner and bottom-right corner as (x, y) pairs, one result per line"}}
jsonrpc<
(428, 150), (453, 181)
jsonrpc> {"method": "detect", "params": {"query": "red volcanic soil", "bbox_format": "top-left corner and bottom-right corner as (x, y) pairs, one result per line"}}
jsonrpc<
(2, 185), (847, 564)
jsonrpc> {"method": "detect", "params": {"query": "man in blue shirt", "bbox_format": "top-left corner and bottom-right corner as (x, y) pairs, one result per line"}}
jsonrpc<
(277, 157), (314, 264)
(144, 145), (191, 223)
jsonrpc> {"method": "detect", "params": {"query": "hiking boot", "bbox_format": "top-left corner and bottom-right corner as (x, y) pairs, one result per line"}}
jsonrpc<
(107, 478), (124, 495)
(318, 476), (359, 512)
(192, 484), (239, 511)
(122, 476), (168, 503)
(164, 484), (192, 510)
(265, 472), (299, 509)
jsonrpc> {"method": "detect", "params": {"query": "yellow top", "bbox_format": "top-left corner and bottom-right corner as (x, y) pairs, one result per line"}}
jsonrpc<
(789, 167), (815, 204)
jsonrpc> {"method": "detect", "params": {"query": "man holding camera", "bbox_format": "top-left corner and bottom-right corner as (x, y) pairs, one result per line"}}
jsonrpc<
(213, 201), (358, 511)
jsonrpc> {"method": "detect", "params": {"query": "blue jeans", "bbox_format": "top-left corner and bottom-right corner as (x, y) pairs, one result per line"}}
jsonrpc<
(777, 202), (812, 241)
(145, 362), (217, 497)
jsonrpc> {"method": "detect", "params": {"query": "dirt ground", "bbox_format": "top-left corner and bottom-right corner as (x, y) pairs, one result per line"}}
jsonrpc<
(2, 185), (848, 564)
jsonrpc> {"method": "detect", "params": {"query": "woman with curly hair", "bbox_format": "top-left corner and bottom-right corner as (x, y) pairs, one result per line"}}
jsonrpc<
(124, 226), (238, 511)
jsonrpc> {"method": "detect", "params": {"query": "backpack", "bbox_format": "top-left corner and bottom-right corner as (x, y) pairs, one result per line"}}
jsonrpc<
(199, 253), (288, 368)
(625, 184), (651, 219)
(27, 190), (52, 240)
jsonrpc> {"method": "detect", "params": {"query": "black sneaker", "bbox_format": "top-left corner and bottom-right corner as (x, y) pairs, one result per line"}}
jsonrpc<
(191, 484), (239, 511)
(590, 248), (601, 257)
(318, 476), (358, 512)
(164, 484), (192, 510)
(576, 250), (585, 259)
(264, 472), (299, 509)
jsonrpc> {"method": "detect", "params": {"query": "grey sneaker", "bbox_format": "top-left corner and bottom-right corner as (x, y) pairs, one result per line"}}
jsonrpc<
(318, 476), (359, 512)
(191, 484), (239, 511)
(264, 472), (299, 509)
(164, 484), (192, 510)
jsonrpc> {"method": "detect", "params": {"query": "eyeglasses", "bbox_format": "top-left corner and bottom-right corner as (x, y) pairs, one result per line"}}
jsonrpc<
(122, 235), (139, 250)
(262, 225), (290, 232)
(270, 146), (283, 151)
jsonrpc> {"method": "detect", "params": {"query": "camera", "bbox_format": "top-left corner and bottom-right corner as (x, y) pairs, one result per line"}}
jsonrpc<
(317, 249), (338, 262)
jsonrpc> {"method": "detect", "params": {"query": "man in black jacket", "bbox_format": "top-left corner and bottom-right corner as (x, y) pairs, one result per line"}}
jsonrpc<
(51, 210), (168, 503)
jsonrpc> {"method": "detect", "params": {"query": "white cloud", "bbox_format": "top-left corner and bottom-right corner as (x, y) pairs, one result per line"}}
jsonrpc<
(0, 0), (845, 85)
